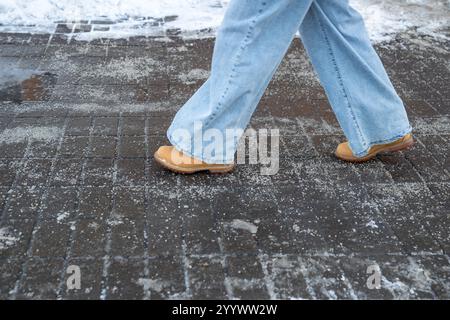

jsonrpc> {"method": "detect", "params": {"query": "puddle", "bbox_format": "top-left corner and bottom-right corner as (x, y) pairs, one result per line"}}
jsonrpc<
(0, 67), (57, 103)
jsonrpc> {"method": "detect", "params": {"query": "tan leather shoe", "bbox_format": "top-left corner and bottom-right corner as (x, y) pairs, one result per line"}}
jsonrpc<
(154, 146), (235, 174)
(335, 133), (414, 162)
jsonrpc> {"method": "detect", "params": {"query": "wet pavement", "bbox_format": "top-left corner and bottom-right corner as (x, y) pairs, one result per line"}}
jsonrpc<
(0, 31), (449, 299)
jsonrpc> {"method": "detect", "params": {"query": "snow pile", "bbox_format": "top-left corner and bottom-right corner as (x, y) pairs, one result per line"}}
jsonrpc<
(0, 0), (448, 42)
(351, 0), (450, 42)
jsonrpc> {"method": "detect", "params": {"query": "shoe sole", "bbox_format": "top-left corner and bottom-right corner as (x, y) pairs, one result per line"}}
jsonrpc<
(335, 137), (415, 163)
(154, 154), (235, 174)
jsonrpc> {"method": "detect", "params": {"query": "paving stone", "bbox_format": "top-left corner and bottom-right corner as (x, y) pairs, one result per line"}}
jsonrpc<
(16, 257), (64, 299)
(337, 256), (394, 299)
(406, 100), (442, 118)
(51, 158), (83, 186)
(145, 255), (186, 299)
(0, 186), (9, 211)
(114, 187), (145, 218)
(180, 196), (221, 255)
(61, 258), (104, 299)
(30, 219), (72, 258)
(59, 136), (90, 158)
(0, 33), (449, 299)
(294, 158), (330, 182)
(189, 256), (228, 300)
(147, 160), (179, 186)
(71, 219), (107, 257)
(352, 161), (393, 184)
(226, 255), (270, 299)
(281, 135), (316, 159)
(146, 187), (182, 255)
(428, 99), (450, 116)
(366, 184), (443, 254)
(41, 186), (78, 221)
(354, 255), (440, 299)
(78, 186), (112, 219)
(109, 215), (146, 257)
(65, 117), (91, 136)
(106, 257), (145, 300)
(83, 158), (114, 186)
(0, 141), (27, 158)
(263, 255), (311, 299)
(220, 221), (258, 254)
(0, 218), (35, 260)
(93, 117), (118, 136)
(378, 153), (423, 183)
(147, 134), (170, 153)
(147, 117), (172, 135)
(415, 255), (450, 299)
(0, 259), (23, 299)
(233, 164), (274, 186)
(0, 160), (18, 186)
(3, 186), (42, 220)
(320, 158), (362, 184)
(417, 134), (450, 169)
(89, 136), (117, 158)
(300, 256), (359, 299)
(118, 136), (146, 158)
(405, 142), (450, 182)
(15, 159), (52, 186)
(116, 158), (146, 186)
(28, 139), (59, 158)
(212, 186), (278, 223)
(109, 188), (146, 255)
(121, 117), (145, 136)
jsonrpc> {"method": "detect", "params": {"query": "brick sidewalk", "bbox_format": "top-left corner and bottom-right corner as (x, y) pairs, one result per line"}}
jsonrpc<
(0, 32), (449, 299)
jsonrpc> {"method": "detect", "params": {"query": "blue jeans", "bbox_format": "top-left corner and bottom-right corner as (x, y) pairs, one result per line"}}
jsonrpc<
(167, 0), (412, 164)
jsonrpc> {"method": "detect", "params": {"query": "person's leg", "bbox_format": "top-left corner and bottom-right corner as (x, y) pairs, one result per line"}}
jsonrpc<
(166, 0), (313, 164)
(298, 0), (412, 158)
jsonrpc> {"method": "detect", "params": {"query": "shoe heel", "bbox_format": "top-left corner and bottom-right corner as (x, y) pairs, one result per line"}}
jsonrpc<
(387, 138), (414, 153)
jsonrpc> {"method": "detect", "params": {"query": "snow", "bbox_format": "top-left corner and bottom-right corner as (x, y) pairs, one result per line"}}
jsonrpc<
(56, 211), (70, 223)
(0, 227), (19, 250)
(0, 0), (448, 42)
(0, 126), (63, 144)
(229, 219), (259, 234)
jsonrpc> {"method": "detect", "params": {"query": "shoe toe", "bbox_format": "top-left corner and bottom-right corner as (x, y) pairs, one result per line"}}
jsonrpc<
(155, 146), (174, 162)
(335, 141), (354, 158)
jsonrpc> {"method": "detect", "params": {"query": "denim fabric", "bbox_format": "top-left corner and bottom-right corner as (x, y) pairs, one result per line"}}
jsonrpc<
(167, 0), (412, 164)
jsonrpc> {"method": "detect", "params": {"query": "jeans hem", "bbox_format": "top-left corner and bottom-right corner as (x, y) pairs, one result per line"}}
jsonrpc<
(167, 131), (235, 165)
(352, 126), (413, 157)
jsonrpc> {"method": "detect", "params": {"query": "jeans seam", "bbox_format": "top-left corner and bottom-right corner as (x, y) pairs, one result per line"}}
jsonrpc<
(313, 6), (367, 148)
(204, 1), (267, 128)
